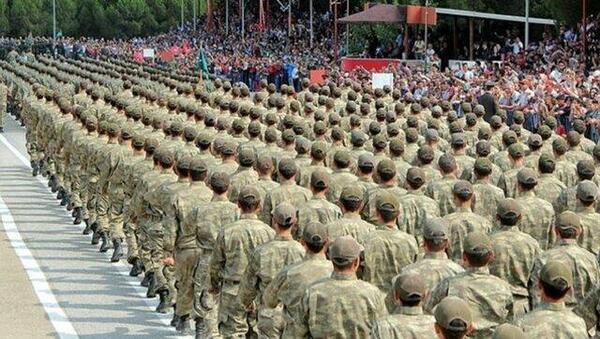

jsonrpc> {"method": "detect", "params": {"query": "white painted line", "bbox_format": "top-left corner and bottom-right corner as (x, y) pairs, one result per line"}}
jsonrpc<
(0, 124), (188, 336)
(0, 193), (79, 339)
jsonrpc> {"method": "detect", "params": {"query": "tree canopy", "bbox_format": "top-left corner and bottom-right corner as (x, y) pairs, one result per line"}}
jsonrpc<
(1, 0), (597, 38)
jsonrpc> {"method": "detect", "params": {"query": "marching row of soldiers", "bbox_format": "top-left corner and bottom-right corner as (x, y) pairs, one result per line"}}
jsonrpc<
(1, 53), (600, 338)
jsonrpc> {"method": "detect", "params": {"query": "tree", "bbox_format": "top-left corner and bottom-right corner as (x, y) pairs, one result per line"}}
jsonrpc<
(0, 0), (9, 35)
(9, 0), (45, 36)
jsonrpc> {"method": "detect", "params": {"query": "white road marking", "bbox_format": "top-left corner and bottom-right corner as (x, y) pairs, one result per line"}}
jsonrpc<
(0, 189), (79, 339)
(0, 129), (185, 335)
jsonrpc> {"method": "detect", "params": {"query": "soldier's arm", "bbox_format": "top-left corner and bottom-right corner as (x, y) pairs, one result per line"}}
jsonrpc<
(208, 229), (226, 292)
(573, 286), (600, 333)
(296, 290), (312, 338)
(423, 278), (449, 314)
(162, 196), (179, 257)
(263, 268), (285, 309)
(260, 193), (273, 226)
(238, 250), (260, 308)
(527, 258), (542, 309)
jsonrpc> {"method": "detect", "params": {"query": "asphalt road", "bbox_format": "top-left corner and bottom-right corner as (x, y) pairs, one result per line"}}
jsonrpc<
(0, 116), (188, 338)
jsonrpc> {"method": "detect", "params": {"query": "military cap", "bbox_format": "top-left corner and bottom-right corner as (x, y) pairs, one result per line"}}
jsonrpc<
(452, 180), (473, 200)
(358, 154), (374, 171)
(465, 113), (477, 126)
(410, 103), (422, 113)
(313, 121), (327, 135)
(497, 198), (521, 220)
(405, 128), (419, 143)
(278, 158), (298, 177)
(220, 140), (236, 156)
(195, 132), (213, 148)
(538, 153), (555, 170)
(389, 138), (405, 155)
(493, 324), (525, 339)
(513, 110), (525, 123)
(449, 121), (463, 134)
(461, 102), (472, 113)
(478, 126), (492, 140)
(295, 137), (311, 154)
(463, 231), (493, 255)
(132, 134), (145, 148)
(232, 119), (246, 133)
(540, 260), (573, 290)
(237, 147), (255, 166)
(334, 150), (352, 167)
(417, 146), (434, 163)
(572, 119), (586, 134)
(508, 143), (525, 158)
(238, 186), (261, 204)
(434, 296), (473, 331)
(377, 159), (396, 177)
(545, 116), (558, 129)
(372, 134), (387, 150)
(85, 115), (98, 127)
(303, 222), (328, 246)
(490, 115), (503, 129)
(394, 272), (426, 302)
(282, 129), (296, 143)
(451, 133), (466, 147)
(577, 160), (595, 178)
(190, 158), (207, 173)
(556, 211), (581, 231)
(517, 168), (538, 185)
(576, 180), (598, 203)
(425, 129), (439, 141)
(423, 218), (449, 241)
(159, 149), (175, 166)
(351, 130), (367, 146)
(527, 134), (543, 148)
(339, 186), (364, 204)
(502, 130), (518, 146)
(552, 137), (568, 154)
(566, 131), (581, 146)
(473, 105), (485, 115)
(594, 144), (600, 160)
(310, 141), (327, 160)
(176, 156), (192, 171)
(473, 157), (492, 175)
(107, 123), (120, 136)
(311, 170), (330, 190)
(537, 125), (552, 139)
(144, 138), (160, 153)
(273, 202), (297, 228)
(120, 126), (134, 140)
(406, 167), (426, 187)
(376, 192), (399, 215)
(438, 153), (457, 172)
(329, 235), (363, 266)
(387, 123), (401, 137)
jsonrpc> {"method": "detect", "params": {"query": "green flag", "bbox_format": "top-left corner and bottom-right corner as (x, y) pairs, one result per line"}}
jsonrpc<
(197, 49), (209, 79)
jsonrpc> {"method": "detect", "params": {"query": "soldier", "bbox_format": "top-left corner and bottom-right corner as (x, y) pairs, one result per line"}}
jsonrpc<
(362, 159), (406, 223)
(208, 186), (275, 337)
(263, 222), (332, 337)
(573, 181), (600, 255)
(555, 160), (597, 213)
(362, 192), (418, 293)
(355, 153), (378, 194)
(426, 232), (514, 338)
(574, 285), (600, 336)
(552, 137), (578, 187)
(450, 133), (474, 178)
(516, 261), (588, 338)
(565, 131), (593, 164)
(514, 168), (555, 249)
(324, 185), (375, 244)
(497, 143), (525, 198)
(426, 153), (460, 216)
(443, 181), (493, 261)
(297, 236), (388, 337)
(254, 155), (279, 203)
(192, 172), (240, 337)
(492, 324), (525, 339)
(534, 154), (566, 212)
(327, 150), (358, 203)
(489, 199), (541, 317)
(298, 141), (330, 188)
(211, 140), (239, 177)
(371, 273), (436, 339)
(261, 158), (311, 225)
(296, 170), (342, 240)
(228, 147), (259, 203)
(433, 297), (474, 339)
(0, 78), (7, 132)
(523, 134), (543, 169)
(399, 218), (464, 297)
(238, 202), (305, 338)
(397, 167), (440, 242)
(529, 211), (600, 309)
(471, 158), (505, 220)
(165, 158), (212, 334)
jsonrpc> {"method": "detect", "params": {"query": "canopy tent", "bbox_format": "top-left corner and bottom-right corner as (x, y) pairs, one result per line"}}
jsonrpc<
(338, 4), (407, 24)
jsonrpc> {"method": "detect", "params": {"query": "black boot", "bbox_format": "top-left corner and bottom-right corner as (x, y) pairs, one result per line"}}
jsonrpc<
(99, 232), (111, 252)
(67, 201), (74, 212)
(170, 310), (180, 327)
(141, 271), (153, 288)
(195, 318), (205, 339)
(129, 258), (144, 277)
(50, 176), (58, 192)
(82, 219), (92, 235)
(60, 192), (69, 207)
(31, 162), (39, 176)
(146, 273), (157, 298)
(91, 223), (101, 245)
(177, 315), (193, 335)
(110, 239), (123, 262)
(56, 188), (64, 200)
(156, 289), (170, 313)
(73, 208), (82, 225)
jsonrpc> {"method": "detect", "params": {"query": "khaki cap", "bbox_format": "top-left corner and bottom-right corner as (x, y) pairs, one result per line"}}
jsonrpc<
(329, 235), (363, 265)
(452, 180), (473, 199)
(310, 170), (330, 190)
(508, 143), (525, 158)
(423, 218), (449, 240)
(237, 147), (255, 166)
(556, 211), (581, 232)
(376, 159), (397, 177)
(527, 134), (543, 148)
(540, 260), (573, 290)
(496, 198), (522, 220)
(238, 185), (261, 204)
(517, 168), (538, 185)
(577, 180), (598, 203)
(210, 172), (230, 192)
(375, 192), (399, 215)
(273, 202), (297, 227)
(493, 324), (525, 339)
(434, 296), (473, 331)
(303, 222), (328, 246)
(394, 272), (426, 302)
(406, 167), (425, 186)
(577, 160), (595, 178)
(463, 232), (493, 255)
(340, 186), (364, 202)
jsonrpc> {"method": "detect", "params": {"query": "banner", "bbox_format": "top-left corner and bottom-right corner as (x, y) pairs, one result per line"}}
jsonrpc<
(310, 69), (327, 85)
(133, 50), (144, 62)
(142, 48), (155, 58)
(372, 73), (394, 89)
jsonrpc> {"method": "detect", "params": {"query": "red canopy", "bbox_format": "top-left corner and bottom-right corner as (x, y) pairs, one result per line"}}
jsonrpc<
(338, 4), (407, 24)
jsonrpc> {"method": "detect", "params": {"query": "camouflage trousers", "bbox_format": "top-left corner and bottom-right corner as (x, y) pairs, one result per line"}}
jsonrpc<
(257, 306), (284, 339)
(193, 253), (219, 338)
(148, 222), (176, 303)
(108, 185), (125, 241)
(0, 100), (5, 128)
(175, 248), (201, 317)
(218, 281), (249, 338)
(136, 222), (153, 273)
(95, 186), (110, 233)
(85, 179), (100, 224)
(68, 168), (83, 208)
